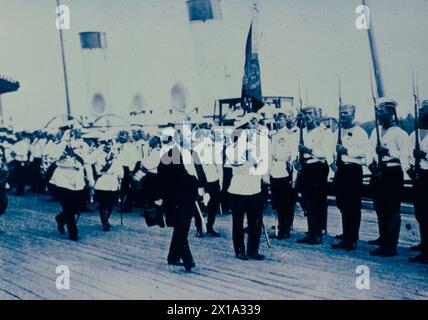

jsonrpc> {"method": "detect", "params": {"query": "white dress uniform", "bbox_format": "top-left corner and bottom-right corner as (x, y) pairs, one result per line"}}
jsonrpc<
(302, 126), (333, 165)
(369, 126), (410, 171)
(94, 151), (124, 192)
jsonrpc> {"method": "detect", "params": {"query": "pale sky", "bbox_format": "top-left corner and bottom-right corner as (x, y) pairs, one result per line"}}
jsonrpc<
(0, 0), (427, 130)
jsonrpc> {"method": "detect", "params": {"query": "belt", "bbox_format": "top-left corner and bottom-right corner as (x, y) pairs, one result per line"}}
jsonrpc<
(305, 158), (325, 165)
(340, 162), (363, 167)
(382, 159), (401, 168)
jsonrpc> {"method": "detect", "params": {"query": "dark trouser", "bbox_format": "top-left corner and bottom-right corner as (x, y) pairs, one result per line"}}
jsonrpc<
(221, 167), (233, 211)
(120, 166), (133, 211)
(13, 161), (27, 194)
(0, 184), (8, 215)
(56, 187), (82, 238)
(143, 173), (160, 208)
(29, 158), (43, 192)
(414, 169), (428, 256)
(300, 162), (329, 238)
(270, 176), (295, 234)
(96, 190), (118, 227)
(79, 188), (90, 210)
(206, 180), (220, 231)
(229, 193), (263, 256)
(168, 202), (194, 266)
(372, 166), (403, 251)
(334, 163), (363, 244)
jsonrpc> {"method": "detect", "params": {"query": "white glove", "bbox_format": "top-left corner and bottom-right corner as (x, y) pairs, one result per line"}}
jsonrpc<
(198, 188), (205, 196)
(202, 193), (210, 206)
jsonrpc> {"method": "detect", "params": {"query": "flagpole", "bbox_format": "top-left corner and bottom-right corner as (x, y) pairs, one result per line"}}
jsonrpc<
(362, 0), (385, 98)
(56, 0), (72, 118)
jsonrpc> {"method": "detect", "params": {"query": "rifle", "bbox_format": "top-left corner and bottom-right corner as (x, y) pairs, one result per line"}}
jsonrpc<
(118, 178), (123, 226)
(370, 74), (383, 168)
(261, 221), (272, 249)
(336, 76), (343, 167)
(195, 200), (207, 233)
(412, 67), (421, 179)
(298, 81), (305, 170)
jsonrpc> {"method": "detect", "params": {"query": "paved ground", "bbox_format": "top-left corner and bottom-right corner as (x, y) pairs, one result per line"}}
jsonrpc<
(0, 193), (427, 300)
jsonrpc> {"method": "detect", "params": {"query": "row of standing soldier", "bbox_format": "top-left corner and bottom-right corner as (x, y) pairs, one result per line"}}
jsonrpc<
(0, 95), (427, 270)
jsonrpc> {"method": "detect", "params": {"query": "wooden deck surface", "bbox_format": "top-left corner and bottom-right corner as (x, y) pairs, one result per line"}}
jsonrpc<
(0, 193), (427, 300)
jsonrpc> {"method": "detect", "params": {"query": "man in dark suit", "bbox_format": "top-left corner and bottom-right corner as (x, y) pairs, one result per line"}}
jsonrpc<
(158, 126), (208, 272)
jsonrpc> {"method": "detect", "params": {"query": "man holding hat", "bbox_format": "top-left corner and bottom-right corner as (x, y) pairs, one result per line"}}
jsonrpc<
(408, 99), (428, 264)
(331, 104), (370, 251)
(226, 113), (267, 260)
(269, 108), (298, 239)
(296, 105), (332, 245)
(368, 98), (410, 257)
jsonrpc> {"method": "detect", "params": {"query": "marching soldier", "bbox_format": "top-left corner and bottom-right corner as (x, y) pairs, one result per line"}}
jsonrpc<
(408, 99), (428, 264)
(116, 130), (139, 213)
(50, 129), (95, 241)
(29, 130), (47, 193)
(93, 136), (124, 231)
(41, 129), (66, 198)
(331, 105), (369, 251)
(139, 135), (162, 213)
(269, 109), (298, 239)
(296, 105), (332, 245)
(10, 131), (30, 196)
(368, 98), (410, 257)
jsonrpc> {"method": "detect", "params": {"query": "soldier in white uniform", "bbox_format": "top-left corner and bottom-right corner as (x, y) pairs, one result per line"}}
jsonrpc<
(93, 136), (123, 231)
(368, 98), (410, 257)
(29, 130), (47, 193)
(116, 130), (139, 213)
(50, 130), (95, 241)
(269, 109), (298, 239)
(408, 99), (428, 264)
(10, 132), (30, 196)
(226, 114), (266, 261)
(193, 123), (222, 237)
(41, 130), (66, 197)
(331, 105), (370, 251)
(296, 105), (332, 245)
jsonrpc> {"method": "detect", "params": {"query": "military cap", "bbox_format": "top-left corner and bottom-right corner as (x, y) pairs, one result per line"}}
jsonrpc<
(377, 97), (398, 109)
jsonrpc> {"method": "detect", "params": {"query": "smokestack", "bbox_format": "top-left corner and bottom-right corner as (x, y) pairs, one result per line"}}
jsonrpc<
(79, 32), (111, 117)
(187, 0), (223, 22)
